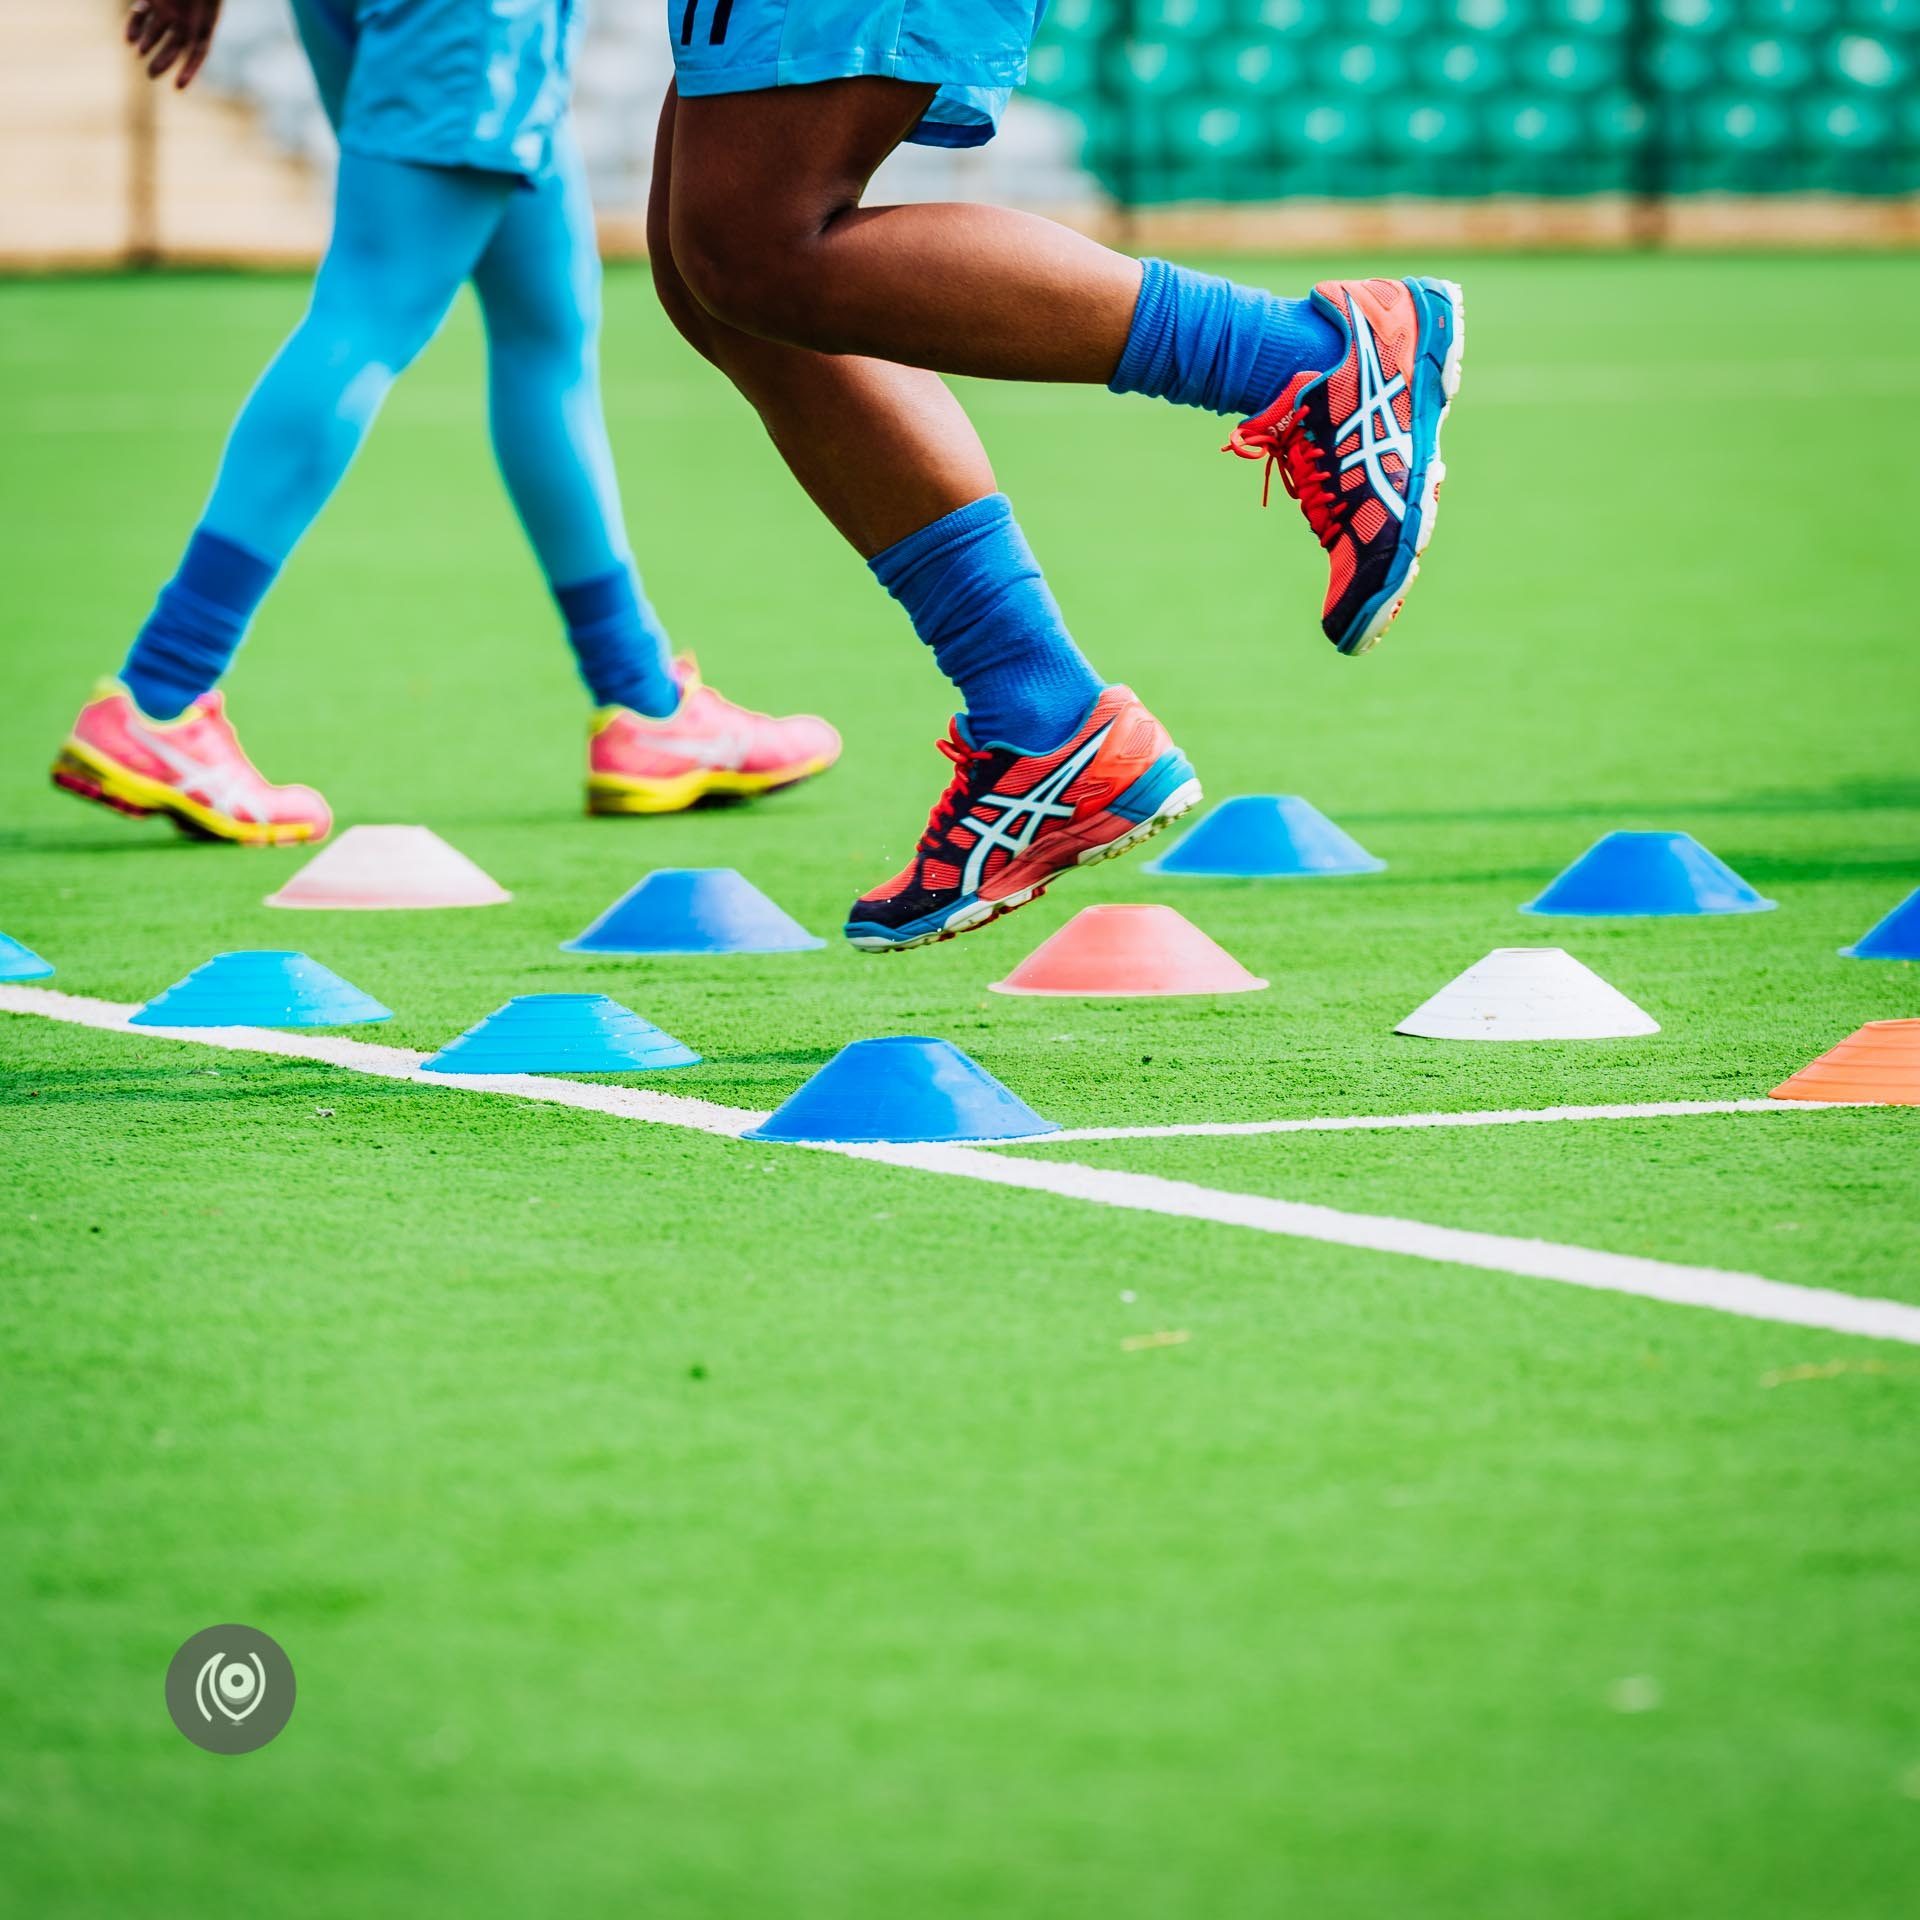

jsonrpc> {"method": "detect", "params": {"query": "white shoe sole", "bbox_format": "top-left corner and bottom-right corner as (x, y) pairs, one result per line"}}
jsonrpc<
(1347, 278), (1468, 658)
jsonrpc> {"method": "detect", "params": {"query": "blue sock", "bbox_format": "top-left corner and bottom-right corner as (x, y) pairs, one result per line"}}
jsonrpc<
(1109, 259), (1345, 419)
(121, 528), (277, 720)
(870, 495), (1103, 754)
(555, 567), (679, 717)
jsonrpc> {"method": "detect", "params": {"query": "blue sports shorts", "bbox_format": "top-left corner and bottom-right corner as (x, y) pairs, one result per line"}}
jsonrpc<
(290, 0), (582, 178)
(667, 0), (1046, 148)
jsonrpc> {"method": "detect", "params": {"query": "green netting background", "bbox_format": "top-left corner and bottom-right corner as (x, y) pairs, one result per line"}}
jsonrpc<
(1026, 0), (1920, 203)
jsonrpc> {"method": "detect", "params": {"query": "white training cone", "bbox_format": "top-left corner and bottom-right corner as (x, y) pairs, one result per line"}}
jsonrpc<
(265, 825), (510, 910)
(1395, 948), (1658, 1041)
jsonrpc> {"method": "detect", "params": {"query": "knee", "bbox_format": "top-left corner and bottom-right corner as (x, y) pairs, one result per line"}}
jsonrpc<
(309, 237), (464, 378)
(305, 283), (444, 385)
(668, 194), (823, 346)
(482, 282), (595, 375)
(646, 207), (718, 362)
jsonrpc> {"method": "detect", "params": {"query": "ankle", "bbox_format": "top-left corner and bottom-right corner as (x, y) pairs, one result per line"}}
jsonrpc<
(962, 680), (1101, 756)
(120, 526), (275, 723)
(872, 496), (1104, 753)
(556, 567), (678, 718)
(1110, 260), (1344, 418)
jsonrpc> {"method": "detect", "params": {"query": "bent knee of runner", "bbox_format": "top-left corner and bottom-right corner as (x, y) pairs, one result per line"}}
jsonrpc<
(647, 205), (725, 362)
(668, 192), (839, 350)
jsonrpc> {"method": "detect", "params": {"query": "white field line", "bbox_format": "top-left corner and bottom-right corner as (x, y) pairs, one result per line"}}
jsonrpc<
(5, 984), (1914, 1347)
(827, 1142), (1920, 1346)
(1042, 1097), (1849, 1144)
(0, 986), (765, 1138)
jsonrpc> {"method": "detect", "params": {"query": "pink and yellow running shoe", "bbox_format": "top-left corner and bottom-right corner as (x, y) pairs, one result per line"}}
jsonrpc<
(1229, 275), (1465, 656)
(52, 681), (331, 846)
(845, 686), (1200, 952)
(587, 654), (841, 815)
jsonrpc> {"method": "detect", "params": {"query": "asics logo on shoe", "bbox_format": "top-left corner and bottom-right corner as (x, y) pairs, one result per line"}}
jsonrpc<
(1334, 314), (1412, 524)
(138, 727), (257, 817)
(652, 732), (747, 768)
(958, 721), (1113, 896)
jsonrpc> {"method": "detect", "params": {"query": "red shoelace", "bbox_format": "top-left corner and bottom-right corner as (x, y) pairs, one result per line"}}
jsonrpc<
(919, 729), (992, 852)
(1225, 410), (1339, 549)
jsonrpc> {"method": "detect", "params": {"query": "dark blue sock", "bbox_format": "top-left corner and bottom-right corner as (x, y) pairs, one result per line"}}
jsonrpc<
(870, 494), (1103, 753)
(121, 527), (277, 720)
(1109, 258), (1345, 419)
(555, 566), (679, 717)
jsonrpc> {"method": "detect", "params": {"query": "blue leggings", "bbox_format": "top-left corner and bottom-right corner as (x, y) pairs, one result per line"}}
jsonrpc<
(125, 139), (676, 719)
(204, 141), (628, 584)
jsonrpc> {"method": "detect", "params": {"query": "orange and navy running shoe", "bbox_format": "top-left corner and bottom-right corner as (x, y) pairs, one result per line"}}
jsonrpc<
(845, 686), (1200, 952)
(1229, 275), (1464, 656)
(53, 680), (331, 845)
(588, 654), (841, 815)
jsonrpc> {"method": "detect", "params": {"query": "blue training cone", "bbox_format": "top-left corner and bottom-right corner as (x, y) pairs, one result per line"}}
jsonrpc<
(563, 868), (823, 955)
(0, 932), (53, 981)
(1522, 830), (1775, 917)
(1145, 795), (1385, 877)
(1842, 886), (1920, 961)
(746, 1036), (1058, 1145)
(130, 951), (392, 1028)
(423, 994), (700, 1074)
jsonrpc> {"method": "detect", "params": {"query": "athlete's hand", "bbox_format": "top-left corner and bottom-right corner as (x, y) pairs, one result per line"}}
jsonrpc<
(126, 0), (221, 90)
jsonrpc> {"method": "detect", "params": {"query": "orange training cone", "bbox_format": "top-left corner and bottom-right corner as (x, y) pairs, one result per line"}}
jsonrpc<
(1771, 1019), (1920, 1105)
(990, 903), (1267, 998)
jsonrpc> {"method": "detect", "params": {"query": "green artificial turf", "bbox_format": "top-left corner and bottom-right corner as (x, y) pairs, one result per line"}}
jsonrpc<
(2, 256), (1919, 1917)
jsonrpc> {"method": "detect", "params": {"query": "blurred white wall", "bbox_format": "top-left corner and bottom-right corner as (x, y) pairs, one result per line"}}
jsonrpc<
(0, 0), (1095, 266)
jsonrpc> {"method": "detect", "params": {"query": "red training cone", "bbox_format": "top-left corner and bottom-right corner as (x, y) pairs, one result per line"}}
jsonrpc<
(1771, 1019), (1920, 1106)
(990, 903), (1267, 998)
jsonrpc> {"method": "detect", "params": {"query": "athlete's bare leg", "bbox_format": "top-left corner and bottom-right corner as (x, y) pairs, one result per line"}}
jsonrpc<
(664, 77), (1144, 385)
(649, 86), (1206, 955)
(649, 85), (997, 556)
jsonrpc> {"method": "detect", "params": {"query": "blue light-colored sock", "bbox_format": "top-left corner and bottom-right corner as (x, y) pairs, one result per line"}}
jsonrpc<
(120, 528), (277, 720)
(870, 494), (1104, 754)
(555, 567), (680, 717)
(1109, 258), (1345, 419)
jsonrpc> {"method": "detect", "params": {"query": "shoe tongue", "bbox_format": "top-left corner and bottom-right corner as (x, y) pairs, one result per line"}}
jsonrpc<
(673, 652), (703, 694)
(1279, 370), (1317, 411)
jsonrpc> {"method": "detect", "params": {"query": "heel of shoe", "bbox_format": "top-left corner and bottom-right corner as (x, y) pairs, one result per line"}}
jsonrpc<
(586, 770), (707, 815)
(1412, 277), (1466, 397)
(1112, 751), (1200, 825)
(51, 749), (156, 819)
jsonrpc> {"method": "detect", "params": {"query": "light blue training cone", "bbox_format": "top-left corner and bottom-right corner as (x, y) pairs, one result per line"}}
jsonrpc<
(1145, 795), (1385, 877)
(746, 1036), (1058, 1145)
(422, 994), (700, 1074)
(1841, 886), (1920, 961)
(1522, 830), (1775, 917)
(563, 868), (823, 955)
(0, 932), (53, 981)
(130, 951), (392, 1028)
